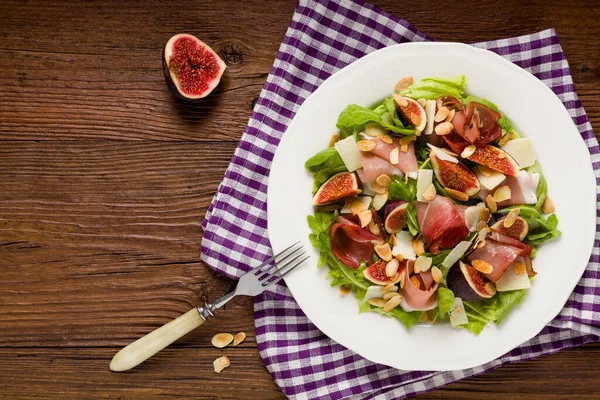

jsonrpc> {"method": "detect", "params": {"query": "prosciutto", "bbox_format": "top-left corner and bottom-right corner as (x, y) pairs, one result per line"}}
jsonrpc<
(478, 172), (539, 206)
(356, 152), (399, 183)
(489, 231), (532, 256)
(330, 216), (384, 269)
(466, 239), (527, 282)
(368, 137), (418, 178)
(415, 195), (470, 254)
(400, 259), (439, 311)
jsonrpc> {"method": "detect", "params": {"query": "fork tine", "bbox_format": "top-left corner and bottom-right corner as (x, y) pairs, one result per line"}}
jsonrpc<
(262, 254), (310, 288)
(256, 244), (304, 279)
(252, 241), (301, 275)
(260, 250), (307, 285)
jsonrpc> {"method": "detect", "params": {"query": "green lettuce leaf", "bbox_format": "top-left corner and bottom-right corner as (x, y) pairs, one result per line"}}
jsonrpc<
(400, 75), (467, 100)
(376, 97), (414, 135)
(526, 162), (547, 211)
(496, 205), (561, 246)
(388, 176), (420, 235)
(437, 287), (455, 319)
(355, 289), (423, 329)
(304, 147), (347, 193)
(336, 105), (382, 138)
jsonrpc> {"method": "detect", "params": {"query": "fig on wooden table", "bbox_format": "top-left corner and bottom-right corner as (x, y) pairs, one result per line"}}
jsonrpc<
(392, 95), (426, 132)
(490, 216), (529, 241)
(465, 145), (520, 177)
(163, 33), (227, 101)
(447, 261), (496, 301)
(383, 200), (408, 234)
(430, 151), (480, 196)
(312, 172), (361, 206)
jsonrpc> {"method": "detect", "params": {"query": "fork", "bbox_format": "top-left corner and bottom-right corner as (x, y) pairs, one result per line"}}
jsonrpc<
(109, 242), (308, 372)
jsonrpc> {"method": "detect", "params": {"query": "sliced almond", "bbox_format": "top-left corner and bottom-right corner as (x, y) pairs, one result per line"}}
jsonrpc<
(357, 210), (372, 227)
(493, 185), (512, 203)
(391, 272), (400, 282)
(375, 243), (393, 262)
(485, 282), (497, 296)
(446, 109), (456, 122)
(417, 98), (427, 107)
(400, 143), (408, 152)
(365, 123), (386, 137)
(339, 285), (353, 296)
(357, 140), (376, 152)
(392, 93), (408, 108)
(472, 259), (494, 274)
(441, 148), (459, 157)
(380, 134), (393, 144)
(351, 199), (369, 215)
(422, 183), (437, 201)
(211, 333), (234, 348)
(388, 232), (397, 245)
(376, 174), (392, 188)
(410, 112), (421, 126)
(503, 208), (520, 228)
(381, 282), (396, 293)
(434, 106), (449, 122)
(395, 253), (405, 262)
(498, 131), (514, 146)
(410, 275), (421, 289)
(445, 187), (469, 202)
(542, 196), (555, 214)
(372, 192), (388, 211)
(368, 220), (381, 235)
(411, 238), (425, 256)
(383, 291), (400, 300)
(431, 266), (442, 284)
(477, 220), (488, 232)
(370, 181), (388, 195)
(478, 165), (494, 177)
(461, 145), (476, 159)
(486, 194), (497, 213)
(399, 270), (406, 289)
(515, 262), (527, 275)
(434, 121), (454, 136)
(385, 259), (400, 277)
(498, 151), (506, 159)
(213, 355), (231, 373)
(479, 207), (490, 222)
(233, 332), (246, 346)
(368, 298), (387, 308)
(383, 294), (403, 312)
(414, 255), (432, 273)
(389, 147), (400, 164)
(394, 76), (414, 91)
(478, 227), (490, 241)
(328, 133), (340, 147)
(475, 239), (486, 249)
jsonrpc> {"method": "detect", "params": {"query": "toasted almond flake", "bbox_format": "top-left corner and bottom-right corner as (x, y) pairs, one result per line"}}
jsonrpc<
(410, 112), (421, 126)
(213, 355), (231, 373)
(211, 333), (234, 348)
(504, 208), (520, 228)
(477, 220), (488, 232)
(472, 259), (494, 274)
(478, 227), (490, 241)
(391, 272), (400, 282)
(412, 238), (425, 256)
(395, 76), (414, 91)
(372, 192), (388, 211)
(485, 282), (497, 296)
(410, 275), (421, 289)
(515, 262), (527, 275)
(383, 291), (400, 300)
(365, 123), (386, 137)
(441, 148), (459, 157)
(461, 145), (476, 159)
(357, 140), (376, 152)
(542, 196), (555, 214)
(233, 332), (246, 346)
(357, 210), (373, 228)
(498, 152), (506, 159)
(385, 259), (400, 277)
(498, 131), (514, 146)
(383, 294), (403, 312)
(478, 165), (494, 177)
(399, 135), (417, 146)
(328, 133), (340, 147)
(446, 109), (456, 122)
(480, 207), (490, 222)
(445, 187), (469, 202)
(351, 199), (369, 216)
(434, 106), (449, 122)
(434, 121), (454, 136)
(422, 183), (436, 201)
(395, 253), (405, 262)
(493, 185), (512, 203)
(389, 147), (400, 164)
(388, 232), (397, 245)
(486, 194), (498, 213)
(476, 239), (486, 249)
(368, 220), (381, 236)
(399, 270), (406, 289)
(338, 285), (353, 296)
(381, 282), (395, 293)
(380, 134), (393, 144)
(400, 144), (408, 152)
(414, 255), (432, 273)
(375, 243), (393, 262)
(370, 181), (388, 195)
(431, 266), (442, 284)
(417, 98), (427, 107)
(376, 174), (392, 188)
(368, 298), (387, 308)
(392, 93), (408, 108)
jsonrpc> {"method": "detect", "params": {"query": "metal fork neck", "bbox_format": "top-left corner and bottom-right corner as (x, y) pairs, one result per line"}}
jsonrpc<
(196, 291), (235, 321)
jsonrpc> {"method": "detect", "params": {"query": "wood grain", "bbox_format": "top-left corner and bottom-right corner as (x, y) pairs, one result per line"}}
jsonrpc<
(0, 0), (599, 398)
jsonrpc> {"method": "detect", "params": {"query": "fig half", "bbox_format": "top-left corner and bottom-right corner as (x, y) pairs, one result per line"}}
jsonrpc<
(430, 151), (480, 196)
(465, 145), (520, 177)
(491, 216), (529, 241)
(383, 201), (408, 234)
(163, 33), (226, 101)
(447, 261), (496, 301)
(312, 172), (361, 206)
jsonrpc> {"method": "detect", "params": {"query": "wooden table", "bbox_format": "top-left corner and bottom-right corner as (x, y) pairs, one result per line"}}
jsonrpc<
(1, 0), (599, 398)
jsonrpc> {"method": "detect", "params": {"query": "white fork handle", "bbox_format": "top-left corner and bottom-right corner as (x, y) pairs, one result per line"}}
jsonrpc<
(110, 308), (204, 372)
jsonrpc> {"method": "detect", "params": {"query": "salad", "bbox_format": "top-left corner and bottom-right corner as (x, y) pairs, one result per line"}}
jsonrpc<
(305, 75), (560, 334)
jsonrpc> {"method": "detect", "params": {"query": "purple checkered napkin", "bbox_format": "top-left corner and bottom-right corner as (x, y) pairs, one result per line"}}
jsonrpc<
(201, 0), (600, 398)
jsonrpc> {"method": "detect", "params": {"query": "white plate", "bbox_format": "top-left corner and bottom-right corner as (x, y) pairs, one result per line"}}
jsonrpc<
(267, 42), (596, 371)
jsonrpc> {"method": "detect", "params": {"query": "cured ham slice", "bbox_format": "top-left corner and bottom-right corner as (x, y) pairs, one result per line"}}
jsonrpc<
(415, 195), (470, 254)
(477, 171), (539, 207)
(451, 102), (502, 144)
(400, 259), (438, 311)
(489, 231), (532, 256)
(467, 239), (527, 282)
(367, 138), (418, 178)
(330, 216), (384, 269)
(356, 152), (398, 183)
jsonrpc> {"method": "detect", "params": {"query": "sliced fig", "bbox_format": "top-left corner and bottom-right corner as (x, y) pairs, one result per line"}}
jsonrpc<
(383, 201), (408, 234)
(465, 145), (520, 177)
(490, 216), (529, 241)
(394, 96), (426, 132)
(430, 151), (480, 196)
(437, 95), (464, 112)
(312, 172), (361, 206)
(447, 261), (496, 301)
(363, 259), (393, 285)
(163, 33), (227, 101)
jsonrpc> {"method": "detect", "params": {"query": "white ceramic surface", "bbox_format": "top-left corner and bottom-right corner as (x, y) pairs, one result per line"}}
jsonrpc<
(267, 42), (596, 371)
